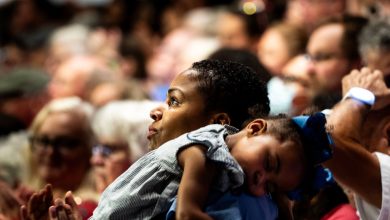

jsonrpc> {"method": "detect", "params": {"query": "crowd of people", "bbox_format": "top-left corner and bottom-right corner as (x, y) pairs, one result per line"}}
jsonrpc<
(0, 0), (390, 219)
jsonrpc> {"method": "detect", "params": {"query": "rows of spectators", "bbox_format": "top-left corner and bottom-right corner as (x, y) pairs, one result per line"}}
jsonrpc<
(0, 0), (389, 219)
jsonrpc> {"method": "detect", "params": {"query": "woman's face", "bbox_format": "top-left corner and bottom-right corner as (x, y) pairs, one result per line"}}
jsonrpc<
(147, 70), (212, 149)
(90, 140), (131, 193)
(257, 29), (291, 76)
(31, 112), (91, 189)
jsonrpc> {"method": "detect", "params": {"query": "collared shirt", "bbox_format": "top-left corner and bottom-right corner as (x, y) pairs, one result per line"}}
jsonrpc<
(91, 124), (243, 219)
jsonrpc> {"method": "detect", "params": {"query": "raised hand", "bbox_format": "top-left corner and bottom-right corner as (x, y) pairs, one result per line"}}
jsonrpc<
(342, 67), (390, 110)
(20, 184), (53, 220)
(48, 191), (82, 220)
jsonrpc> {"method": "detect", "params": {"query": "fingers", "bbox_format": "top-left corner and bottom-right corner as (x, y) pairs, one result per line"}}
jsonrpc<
(343, 67), (385, 93)
(49, 206), (58, 220)
(64, 191), (82, 220)
(63, 205), (77, 220)
(64, 191), (78, 210)
(49, 205), (71, 220)
(42, 184), (54, 207)
(27, 193), (39, 214)
(20, 205), (28, 220)
(49, 202), (77, 220)
(343, 67), (390, 110)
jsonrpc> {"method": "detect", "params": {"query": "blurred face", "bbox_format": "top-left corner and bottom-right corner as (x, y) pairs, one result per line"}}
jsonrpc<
(364, 51), (390, 87)
(258, 29), (291, 76)
(217, 13), (252, 50)
(89, 83), (123, 108)
(307, 24), (352, 92)
(281, 55), (317, 115)
(147, 70), (212, 149)
(31, 112), (91, 189)
(90, 140), (131, 193)
(282, 55), (313, 85)
(230, 127), (304, 196)
(48, 62), (86, 99)
(300, 0), (345, 30)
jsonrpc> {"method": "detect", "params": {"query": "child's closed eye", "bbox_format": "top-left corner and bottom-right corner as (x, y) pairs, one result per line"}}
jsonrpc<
(265, 182), (277, 194)
(264, 153), (275, 172)
(264, 153), (280, 174)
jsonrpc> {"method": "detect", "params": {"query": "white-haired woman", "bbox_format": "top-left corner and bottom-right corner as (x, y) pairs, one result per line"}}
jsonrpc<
(90, 100), (161, 193)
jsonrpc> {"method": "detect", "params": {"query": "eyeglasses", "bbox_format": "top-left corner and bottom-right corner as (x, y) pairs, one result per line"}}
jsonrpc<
(30, 135), (83, 154)
(92, 145), (114, 158)
(305, 53), (340, 63)
(92, 144), (128, 158)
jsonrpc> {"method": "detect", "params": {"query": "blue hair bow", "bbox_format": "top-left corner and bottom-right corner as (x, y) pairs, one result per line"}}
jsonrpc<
(287, 112), (335, 201)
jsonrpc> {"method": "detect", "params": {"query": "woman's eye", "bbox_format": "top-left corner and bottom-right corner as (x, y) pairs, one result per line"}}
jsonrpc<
(167, 97), (180, 107)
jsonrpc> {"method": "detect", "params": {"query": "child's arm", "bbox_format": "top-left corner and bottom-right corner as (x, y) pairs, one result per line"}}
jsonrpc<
(176, 145), (216, 220)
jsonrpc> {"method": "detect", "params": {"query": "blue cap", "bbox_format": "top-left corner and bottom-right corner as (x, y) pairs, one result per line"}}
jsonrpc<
(287, 112), (335, 201)
(292, 112), (334, 165)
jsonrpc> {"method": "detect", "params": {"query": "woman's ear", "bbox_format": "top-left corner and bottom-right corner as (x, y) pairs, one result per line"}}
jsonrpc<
(246, 119), (267, 136)
(209, 113), (231, 125)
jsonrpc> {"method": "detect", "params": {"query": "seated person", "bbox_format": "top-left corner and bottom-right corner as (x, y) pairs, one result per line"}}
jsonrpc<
(22, 97), (98, 219)
(91, 100), (161, 193)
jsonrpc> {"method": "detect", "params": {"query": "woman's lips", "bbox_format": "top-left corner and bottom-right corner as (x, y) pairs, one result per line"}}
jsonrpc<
(147, 127), (158, 140)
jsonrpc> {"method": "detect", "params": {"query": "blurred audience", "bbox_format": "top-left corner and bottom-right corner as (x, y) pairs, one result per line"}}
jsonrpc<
(306, 14), (368, 109)
(358, 18), (390, 87)
(268, 54), (315, 116)
(90, 100), (161, 193)
(1, 0), (389, 218)
(146, 7), (222, 101)
(26, 97), (98, 218)
(257, 22), (307, 76)
(46, 24), (90, 74)
(209, 47), (272, 83)
(297, 0), (347, 32)
(216, 6), (266, 53)
(48, 55), (113, 100)
(85, 70), (149, 108)
(0, 67), (50, 131)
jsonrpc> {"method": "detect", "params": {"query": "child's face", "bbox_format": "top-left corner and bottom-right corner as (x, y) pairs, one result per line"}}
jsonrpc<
(231, 133), (304, 196)
(147, 70), (212, 149)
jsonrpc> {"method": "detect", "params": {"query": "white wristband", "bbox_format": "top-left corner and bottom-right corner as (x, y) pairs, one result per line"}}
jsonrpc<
(343, 87), (375, 106)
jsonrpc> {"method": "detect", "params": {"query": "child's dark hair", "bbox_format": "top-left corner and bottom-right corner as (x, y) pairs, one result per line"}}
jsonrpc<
(265, 115), (303, 149)
(189, 59), (270, 129)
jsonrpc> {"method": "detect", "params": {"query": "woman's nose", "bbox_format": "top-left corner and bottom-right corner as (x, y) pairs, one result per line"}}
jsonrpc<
(150, 104), (166, 121)
(91, 153), (105, 166)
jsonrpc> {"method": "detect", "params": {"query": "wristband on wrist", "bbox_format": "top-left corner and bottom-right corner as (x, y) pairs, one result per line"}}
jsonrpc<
(342, 87), (375, 107)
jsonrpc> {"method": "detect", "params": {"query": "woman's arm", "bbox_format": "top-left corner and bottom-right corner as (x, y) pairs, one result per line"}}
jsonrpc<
(176, 145), (217, 220)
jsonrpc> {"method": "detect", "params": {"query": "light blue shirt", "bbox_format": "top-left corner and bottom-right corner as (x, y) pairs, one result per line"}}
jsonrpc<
(166, 193), (278, 220)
